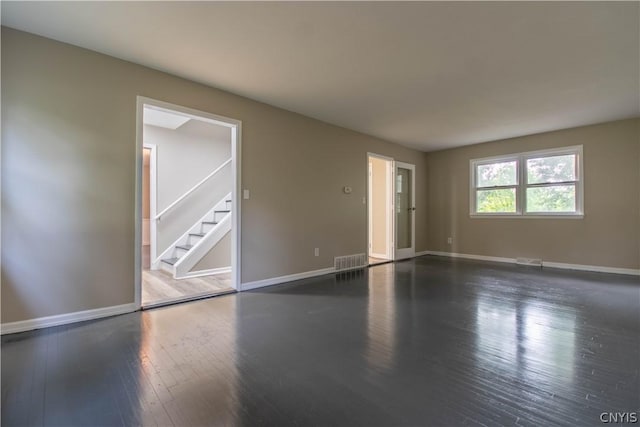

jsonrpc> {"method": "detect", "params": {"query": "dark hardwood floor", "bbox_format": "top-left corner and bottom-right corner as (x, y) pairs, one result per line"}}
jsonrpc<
(2, 256), (639, 426)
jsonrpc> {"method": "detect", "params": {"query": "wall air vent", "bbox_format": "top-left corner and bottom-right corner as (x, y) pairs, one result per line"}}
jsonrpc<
(334, 253), (367, 272)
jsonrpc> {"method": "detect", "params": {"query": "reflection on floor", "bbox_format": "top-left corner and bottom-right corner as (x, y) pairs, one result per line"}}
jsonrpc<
(3, 257), (639, 425)
(142, 269), (233, 307)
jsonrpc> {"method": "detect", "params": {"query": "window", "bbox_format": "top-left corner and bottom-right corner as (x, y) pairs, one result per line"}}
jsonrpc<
(470, 146), (583, 217)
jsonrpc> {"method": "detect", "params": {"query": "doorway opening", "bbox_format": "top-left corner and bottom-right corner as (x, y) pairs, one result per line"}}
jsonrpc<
(368, 154), (393, 265)
(367, 154), (416, 265)
(136, 97), (241, 309)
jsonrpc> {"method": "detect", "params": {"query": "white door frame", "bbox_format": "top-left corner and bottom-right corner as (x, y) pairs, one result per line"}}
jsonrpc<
(394, 161), (416, 260)
(367, 153), (394, 261)
(143, 143), (158, 265)
(135, 96), (242, 309)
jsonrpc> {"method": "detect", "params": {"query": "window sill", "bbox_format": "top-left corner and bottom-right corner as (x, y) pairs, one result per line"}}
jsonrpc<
(470, 214), (584, 219)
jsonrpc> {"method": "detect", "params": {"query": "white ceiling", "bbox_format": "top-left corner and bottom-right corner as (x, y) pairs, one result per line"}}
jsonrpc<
(2, 2), (638, 152)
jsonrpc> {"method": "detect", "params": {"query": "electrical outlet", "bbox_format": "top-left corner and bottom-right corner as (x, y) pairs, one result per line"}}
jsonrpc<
(447, 237), (453, 245)
(314, 248), (319, 257)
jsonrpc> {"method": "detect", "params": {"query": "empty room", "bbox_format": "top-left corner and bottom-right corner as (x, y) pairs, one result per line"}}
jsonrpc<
(1, 2), (639, 426)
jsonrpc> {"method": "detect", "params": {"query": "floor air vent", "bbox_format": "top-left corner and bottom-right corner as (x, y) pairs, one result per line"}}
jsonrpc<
(334, 253), (367, 272)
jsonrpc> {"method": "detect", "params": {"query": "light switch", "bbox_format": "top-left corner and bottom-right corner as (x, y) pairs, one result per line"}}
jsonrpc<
(243, 189), (250, 199)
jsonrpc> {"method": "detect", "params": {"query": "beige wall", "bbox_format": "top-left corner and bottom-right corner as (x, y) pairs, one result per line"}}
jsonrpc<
(369, 157), (389, 257)
(426, 118), (640, 269)
(1, 28), (428, 323)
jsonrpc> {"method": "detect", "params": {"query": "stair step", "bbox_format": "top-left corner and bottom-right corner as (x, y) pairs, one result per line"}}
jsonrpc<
(161, 257), (179, 266)
(176, 244), (193, 251)
(189, 232), (206, 238)
(202, 221), (218, 225)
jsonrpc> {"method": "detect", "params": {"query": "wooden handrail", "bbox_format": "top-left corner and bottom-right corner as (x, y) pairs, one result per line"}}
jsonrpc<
(155, 158), (231, 221)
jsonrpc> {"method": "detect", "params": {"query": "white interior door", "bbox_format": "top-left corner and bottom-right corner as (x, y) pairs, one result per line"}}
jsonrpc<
(394, 161), (415, 259)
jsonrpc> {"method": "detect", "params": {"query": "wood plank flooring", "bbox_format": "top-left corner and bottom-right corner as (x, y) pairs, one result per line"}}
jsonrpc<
(2, 256), (639, 426)
(142, 269), (233, 307)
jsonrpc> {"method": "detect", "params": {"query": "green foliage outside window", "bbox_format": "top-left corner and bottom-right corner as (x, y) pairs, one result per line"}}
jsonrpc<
(527, 186), (575, 212)
(474, 154), (578, 214)
(477, 189), (516, 213)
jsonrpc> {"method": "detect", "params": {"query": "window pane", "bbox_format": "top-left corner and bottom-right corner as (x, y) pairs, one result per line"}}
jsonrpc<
(527, 154), (576, 184)
(476, 188), (516, 213)
(526, 185), (576, 212)
(476, 161), (517, 187)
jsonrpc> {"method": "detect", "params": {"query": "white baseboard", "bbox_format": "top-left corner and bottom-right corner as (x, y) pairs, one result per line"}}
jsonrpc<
(241, 267), (336, 291)
(242, 251), (445, 292)
(541, 261), (639, 276)
(178, 267), (231, 279)
(424, 250), (640, 276)
(426, 250), (515, 264)
(1, 303), (138, 335)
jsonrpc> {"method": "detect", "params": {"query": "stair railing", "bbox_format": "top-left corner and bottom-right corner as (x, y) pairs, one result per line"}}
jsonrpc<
(155, 158), (231, 222)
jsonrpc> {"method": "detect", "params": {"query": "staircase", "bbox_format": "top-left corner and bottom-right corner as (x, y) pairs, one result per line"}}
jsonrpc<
(156, 193), (232, 279)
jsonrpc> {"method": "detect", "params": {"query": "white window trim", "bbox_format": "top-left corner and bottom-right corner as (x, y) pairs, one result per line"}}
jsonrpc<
(470, 145), (584, 218)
